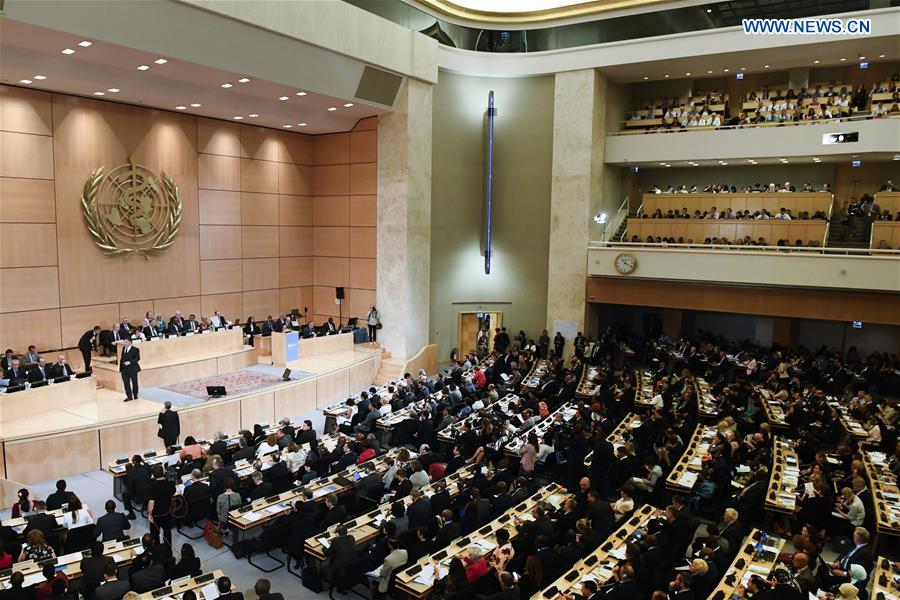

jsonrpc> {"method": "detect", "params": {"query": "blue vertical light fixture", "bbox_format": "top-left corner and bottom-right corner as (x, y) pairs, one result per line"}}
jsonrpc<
(483, 90), (496, 274)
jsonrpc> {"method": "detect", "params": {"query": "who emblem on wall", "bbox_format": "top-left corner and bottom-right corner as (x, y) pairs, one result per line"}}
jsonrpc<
(80, 156), (182, 259)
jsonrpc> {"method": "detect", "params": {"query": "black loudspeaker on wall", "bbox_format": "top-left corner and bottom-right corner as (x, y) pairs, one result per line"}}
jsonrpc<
(335, 287), (345, 300)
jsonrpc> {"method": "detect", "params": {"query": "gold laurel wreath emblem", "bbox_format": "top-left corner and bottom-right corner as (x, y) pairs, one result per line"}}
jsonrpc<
(80, 165), (182, 260)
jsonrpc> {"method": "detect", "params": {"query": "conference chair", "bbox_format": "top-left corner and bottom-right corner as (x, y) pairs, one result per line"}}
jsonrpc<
(176, 495), (213, 540)
(64, 523), (97, 554)
(247, 520), (290, 573)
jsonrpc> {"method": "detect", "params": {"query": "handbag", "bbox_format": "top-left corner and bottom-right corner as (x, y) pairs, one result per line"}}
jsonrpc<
(376, 322), (383, 330)
(203, 521), (223, 549)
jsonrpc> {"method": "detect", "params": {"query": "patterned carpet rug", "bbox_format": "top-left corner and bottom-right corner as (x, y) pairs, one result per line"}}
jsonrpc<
(162, 370), (285, 399)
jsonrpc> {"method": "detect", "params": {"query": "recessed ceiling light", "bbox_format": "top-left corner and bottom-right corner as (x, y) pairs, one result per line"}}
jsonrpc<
(740, 67), (746, 71)
(232, 116), (243, 120)
(813, 60), (820, 64)
(685, 73), (691, 76)
(724, 69), (730, 72)
(296, 91), (307, 96)
(94, 91), (105, 96)
(707, 70), (713, 74)
(664, 75), (669, 78)
(327, 107), (337, 111)
(659, 162), (666, 165)
(175, 105), (186, 110)
(643, 77), (649, 80)
(782, 160), (789, 164)
(721, 161), (728, 165)
(859, 56), (866, 60)
(879, 54), (886, 58)
(297, 123), (307, 127)
(107, 88), (119, 93)
(664, 164), (671, 167)
(279, 96), (289, 101)
(343, 103), (354, 107)
(221, 83), (232, 88)
(840, 58), (846, 61)
(248, 114), (259, 118)
(282, 124), (292, 128)
(154, 58), (167, 65)
(137, 65), (150, 71)
(190, 103), (202, 107)
(238, 78), (250, 83)
(706, 8), (712, 12)
(62, 49), (76, 55)
(78, 41), (92, 47)
(33, 75), (47, 80)
(764, 65), (770, 68)
(19, 79), (32, 84)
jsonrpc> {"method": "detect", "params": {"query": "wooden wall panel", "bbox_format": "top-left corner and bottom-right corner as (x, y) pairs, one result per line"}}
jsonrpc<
(348, 358), (375, 395)
(153, 296), (202, 321)
(0, 266), (59, 312)
(0, 132), (53, 179)
(274, 380), (317, 418)
(278, 194), (313, 226)
(60, 304), (119, 347)
(315, 369), (349, 409)
(6, 429), (99, 484)
(242, 258), (279, 291)
(279, 227), (313, 257)
(240, 158), (278, 194)
(179, 400), (241, 443)
(243, 289), (278, 320)
(200, 259), (242, 294)
(349, 163), (377, 195)
(346, 288), (376, 322)
(312, 285), (341, 319)
(314, 227), (350, 257)
(100, 418), (161, 465)
(199, 190), (241, 225)
(313, 196), (350, 226)
(278, 163), (312, 196)
(241, 192), (279, 225)
(350, 130), (377, 164)
(278, 131), (313, 165)
(242, 226), (279, 258)
(201, 292), (243, 322)
(197, 118), (241, 157)
(200, 225), (241, 260)
(313, 133), (350, 165)
(349, 195), (376, 227)
(349, 227), (376, 258)
(349, 258), (376, 290)
(313, 256), (350, 288)
(118, 301), (154, 323)
(240, 125), (279, 161)
(353, 117), (378, 132)
(198, 153), (240, 190)
(241, 392), (275, 429)
(279, 257), (313, 288)
(586, 278), (900, 326)
(0, 223), (57, 267)
(0, 178), (55, 223)
(312, 164), (350, 196)
(0, 86), (52, 135)
(0, 308), (62, 353)
(278, 287), (306, 314)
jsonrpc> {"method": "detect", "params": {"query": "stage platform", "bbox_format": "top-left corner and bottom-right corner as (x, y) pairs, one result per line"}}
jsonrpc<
(0, 343), (381, 484)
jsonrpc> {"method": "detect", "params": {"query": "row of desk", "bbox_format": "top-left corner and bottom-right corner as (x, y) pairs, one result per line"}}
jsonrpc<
(503, 401), (579, 458)
(576, 366), (599, 399)
(693, 376), (720, 419)
(827, 396), (869, 440)
(756, 386), (789, 428)
(665, 424), (717, 493)
(709, 529), (786, 599)
(436, 394), (520, 445)
(520, 359), (551, 393)
(862, 450), (900, 537)
(584, 412), (642, 468)
(765, 437), (800, 515)
(634, 370), (657, 409)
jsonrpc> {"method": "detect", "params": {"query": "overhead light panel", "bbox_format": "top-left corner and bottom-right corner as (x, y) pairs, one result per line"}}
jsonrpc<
(327, 107), (337, 111)
(94, 91), (105, 96)
(78, 41), (93, 47)
(138, 65), (150, 71)
(343, 103), (354, 107)
(282, 124), (292, 128)
(190, 103), (202, 107)
(61, 48), (76, 55)
(643, 76), (649, 80)
(154, 58), (167, 64)
(238, 78), (250, 83)
(107, 88), (119, 93)
(724, 69), (730, 72)
(221, 83), (233, 88)
(175, 105), (186, 110)
(248, 113), (259, 118)
(19, 79), (32, 84)
(279, 96), (289, 101)
(232, 116), (243, 120)
(813, 60), (820, 64)
(33, 75), (47, 80)
(879, 54), (886, 58)
(298, 123), (307, 127)
(296, 91), (307, 96)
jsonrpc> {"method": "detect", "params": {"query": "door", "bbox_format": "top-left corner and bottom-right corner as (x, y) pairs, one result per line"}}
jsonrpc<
(457, 311), (503, 359)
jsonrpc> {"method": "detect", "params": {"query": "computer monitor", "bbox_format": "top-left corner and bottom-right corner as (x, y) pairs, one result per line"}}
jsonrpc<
(282, 368), (292, 382)
(206, 385), (226, 398)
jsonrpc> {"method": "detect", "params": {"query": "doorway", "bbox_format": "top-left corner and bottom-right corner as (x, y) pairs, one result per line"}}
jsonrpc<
(458, 311), (503, 359)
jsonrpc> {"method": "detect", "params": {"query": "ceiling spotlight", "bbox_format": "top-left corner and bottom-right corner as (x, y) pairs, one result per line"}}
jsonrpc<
(707, 70), (713, 74)
(232, 116), (243, 120)
(94, 91), (105, 96)
(686, 73), (691, 76)
(593, 212), (608, 224)
(813, 60), (820, 64)
(764, 65), (770, 68)
(282, 124), (292, 128)
(659, 162), (666, 165)
(33, 75), (47, 80)
(327, 107), (337, 111)
(107, 88), (119, 93)
(298, 123), (308, 127)
(138, 65), (150, 71)
(238, 78), (250, 83)
(724, 68), (730, 72)
(296, 91), (307, 96)
(643, 77), (649, 80)
(190, 103), (202, 107)
(706, 8), (712, 12)
(248, 113), (259, 118)
(721, 161), (728, 165)
(61, 48), (76, 55)
(78, 41), (92, 47)
(783, 160), (790, 164)
(859, 56), (866, 60)
(879, 54), (886, 58)
(279, 96), (289, 101)
(175, 105), (186, 110)
(840, 58), (847, 61)
(343, 103), (354, 107)
(154, 58), (167, 65)
(19, 79), (32, 84)
(221, 83), (233, 88)
(664, 164), (672, 167)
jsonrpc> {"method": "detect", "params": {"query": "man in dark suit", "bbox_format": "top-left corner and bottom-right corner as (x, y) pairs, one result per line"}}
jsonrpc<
(94, 562), (130, 600)
(119, 339), (141, 402)
(409, 527), (437, 563)
(142, 320), (162, 339)
(95, 500), (131, 542)
(1, 349), (14, 372)
(666, 572), (694, 600)
(406, 488), (433, 530)
(3, 359), (26, 386)
(262, 316), (277, 335)
(324, 525), (358, 591)
(23, 501), (57, 539)
(823, 527), (874, 587)
(430, 481), (452, 516)
(436, 510), (461, 547)
(353, 464), (383, 508)
(246, 471), (273, 502)
(214, 576), (245, 600)
(208, 458), (237, 497)
(167, 312), (185, 336)
(80, 542), (115, 598)
(184, 314), (201, 334)
(46, 479), (73, 511)
(253, 579), (285, 600)
(326, 317), (338, 334)
(157, 401), (180, 447)
(27, 359), (51, 383)
(183, 470), (211, 505)
(321, 494), (348, 528)
(49, 355), (75, 379)
(78, 326), (101, 373)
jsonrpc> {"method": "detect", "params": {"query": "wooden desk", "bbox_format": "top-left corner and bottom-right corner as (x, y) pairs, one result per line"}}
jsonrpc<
(117, 329), (244, 368)
(765, 437), (799, 515)
(693, 376), (719, 419)
(463, 353), (496, 378)
(536, 505), (659, 598)
(503, 402), (579, 458)
(521, 359), (551, 392)
(634, 371), (657, 409)
(393, 484), (569, 598)
(827, 397), (868, 440)
(640, 192), (833, 217)
(1, 375), (96, 422)
(0, 503), (93, 542)
(666, 425), (717, 492)
(321, 382), (395, 433)
(135, 570), (223, 600)
(871, 556), (900, 599)
(756, 386), (788, 428)
(872, 221), (900, 250)
(585, 413), (641, 468)
(709, 529), (785, 599)
(862, 450), (900, 537)
(305, 465), (478, 561)
(0, 536), (142, 588)
(436, 394), (519, 444)
(227, 447), (410, 532)
(576, 366), (599, 398)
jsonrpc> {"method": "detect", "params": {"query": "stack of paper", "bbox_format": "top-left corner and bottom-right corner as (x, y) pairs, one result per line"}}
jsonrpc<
(241, 511), (264, 522)
(201, 582), (220, 599)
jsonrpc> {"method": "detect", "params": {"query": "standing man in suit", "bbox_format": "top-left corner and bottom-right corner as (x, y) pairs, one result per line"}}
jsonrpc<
(119, 339), (141, 402)
(78, 326), (101, 374)
(50, 355), (75, 379)
(157, 401), (180, 447)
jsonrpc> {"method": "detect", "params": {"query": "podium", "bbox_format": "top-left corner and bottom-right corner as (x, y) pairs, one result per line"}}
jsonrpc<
(271, 331), (300, 367)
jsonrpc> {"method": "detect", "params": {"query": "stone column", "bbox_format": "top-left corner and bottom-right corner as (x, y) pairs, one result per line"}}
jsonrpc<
(376, 79), (433, 360)
(546, 69), (606, 353)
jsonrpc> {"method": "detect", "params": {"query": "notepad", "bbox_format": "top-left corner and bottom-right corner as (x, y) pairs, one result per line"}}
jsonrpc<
(201, 582), (220, 599)
(241, 511), (264, 522)
(317, 537), (331, 549)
